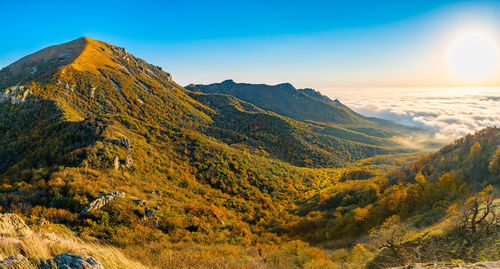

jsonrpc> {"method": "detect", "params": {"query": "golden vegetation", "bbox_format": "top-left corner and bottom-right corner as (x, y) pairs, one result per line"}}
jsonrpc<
(0, 38), (498, 268)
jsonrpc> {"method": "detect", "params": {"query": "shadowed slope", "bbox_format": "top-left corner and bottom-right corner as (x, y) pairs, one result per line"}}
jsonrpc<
(0, 38), (86, 87)
(186, 80), (369, 126)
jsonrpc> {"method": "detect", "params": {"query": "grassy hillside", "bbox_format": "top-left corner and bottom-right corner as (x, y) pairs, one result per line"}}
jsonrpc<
(0, 37), (497, 268)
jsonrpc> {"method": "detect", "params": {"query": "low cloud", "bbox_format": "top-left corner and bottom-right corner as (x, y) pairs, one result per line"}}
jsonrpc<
(324, 87), (500, 142)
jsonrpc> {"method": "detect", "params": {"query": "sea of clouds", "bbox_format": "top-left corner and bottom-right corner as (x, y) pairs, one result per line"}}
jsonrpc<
(324, 87), (500, 142)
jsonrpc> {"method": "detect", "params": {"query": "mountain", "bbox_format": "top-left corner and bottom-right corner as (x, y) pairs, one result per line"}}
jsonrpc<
(0, 37), (421, 170)
(0, 37), (497, 268)
(0, 37), (402, 267)
(185, 80), (429, 139)
(186, 80), (369, 125)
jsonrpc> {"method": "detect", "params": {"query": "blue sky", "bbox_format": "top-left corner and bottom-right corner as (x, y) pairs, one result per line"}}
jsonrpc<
(1, 0), (500, 88)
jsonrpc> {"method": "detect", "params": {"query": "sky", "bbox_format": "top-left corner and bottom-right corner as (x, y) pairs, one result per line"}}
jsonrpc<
(1, 0), (500, 88)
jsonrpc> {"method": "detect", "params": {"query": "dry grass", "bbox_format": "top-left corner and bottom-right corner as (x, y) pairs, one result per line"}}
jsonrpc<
(0, 214), (343, 269)
(0, 214), (148, 269)
(70, 37), (121, 75)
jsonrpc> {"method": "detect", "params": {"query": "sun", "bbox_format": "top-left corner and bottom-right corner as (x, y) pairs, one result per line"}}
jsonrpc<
(447, 32), (499, 82)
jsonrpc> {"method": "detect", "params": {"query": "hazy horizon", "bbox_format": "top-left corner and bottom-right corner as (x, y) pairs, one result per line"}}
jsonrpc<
(323, 86), (500, 141)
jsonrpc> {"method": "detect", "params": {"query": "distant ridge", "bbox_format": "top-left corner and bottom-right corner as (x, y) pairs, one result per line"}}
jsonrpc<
(186, 79), (370, 125)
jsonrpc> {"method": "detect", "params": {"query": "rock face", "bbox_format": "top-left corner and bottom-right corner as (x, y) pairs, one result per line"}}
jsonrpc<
(391, 261), (500, 269)
(124, 155), (133, 169)
(80, 191), (125, 216)
(113, 155), (120, 170)
(112, 155), (133, 170)
(51, 253), (103, 269)
(0, 86), (30, 104)
(112, 136), (130, 150)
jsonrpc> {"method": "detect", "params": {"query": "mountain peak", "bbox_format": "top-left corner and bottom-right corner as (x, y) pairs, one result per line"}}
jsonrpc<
(0, 37), (86, 83)
(221, 79), (235, 84)
(0, 37), (131, 87)
(276, 82), (295, 90)
(68, 37), (125, 75)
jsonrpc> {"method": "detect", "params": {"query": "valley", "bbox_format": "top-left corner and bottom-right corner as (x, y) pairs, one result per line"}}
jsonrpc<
(0, 37), (498, 269)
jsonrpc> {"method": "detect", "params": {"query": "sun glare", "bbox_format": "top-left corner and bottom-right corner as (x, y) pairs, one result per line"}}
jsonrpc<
(447, 32), (499, 82)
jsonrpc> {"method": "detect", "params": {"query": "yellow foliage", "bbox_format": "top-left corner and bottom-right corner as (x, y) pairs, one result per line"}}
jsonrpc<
(469, 141), (482, 159)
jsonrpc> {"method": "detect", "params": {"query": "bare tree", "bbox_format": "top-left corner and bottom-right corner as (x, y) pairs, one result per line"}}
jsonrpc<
(369, 215), (415, 264)
(456, 192), (498, 258)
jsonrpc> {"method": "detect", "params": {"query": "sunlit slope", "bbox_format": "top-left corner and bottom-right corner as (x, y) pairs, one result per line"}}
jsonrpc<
(0, 37), (412, 169)
(0, 37), (496, 268)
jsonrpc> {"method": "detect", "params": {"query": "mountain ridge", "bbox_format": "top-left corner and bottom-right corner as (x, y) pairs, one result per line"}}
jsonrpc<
(0, 37), (419, 169)
(186, 79), (370, 126)
(0, 37), (494, 268)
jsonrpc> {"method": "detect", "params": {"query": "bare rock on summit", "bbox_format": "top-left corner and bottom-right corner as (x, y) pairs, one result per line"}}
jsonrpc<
(80, 191), (125, 216)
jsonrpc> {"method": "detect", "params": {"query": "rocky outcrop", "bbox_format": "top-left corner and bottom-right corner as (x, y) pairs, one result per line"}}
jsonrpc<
(144, 208), (154, 218)
(112, 136), (131, 150)
(124, 155), (133, 169)
(0, 254), (33, 268)
(0, 253), (104, 269)
(150, 190), (161, 196)
(134, 199), (146, 206)
(80, 191), (125, 216)
(50, 253), (103, 269)
(113, 155), (120, 170)
(112, 155), (133, 170)
(0, 86), (30, 104)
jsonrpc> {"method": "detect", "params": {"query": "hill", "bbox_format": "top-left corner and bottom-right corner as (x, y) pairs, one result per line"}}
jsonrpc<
(185, 80), (432, 146)
(0, 37), (497, 268)
(186, 80), (368, 125)
(0, 37), (410, 267)
(288, 127), (500, 268)
(0, 38), (424, 170)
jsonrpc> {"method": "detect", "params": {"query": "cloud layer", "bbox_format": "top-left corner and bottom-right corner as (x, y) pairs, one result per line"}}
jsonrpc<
(324, 87), (500, 141)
